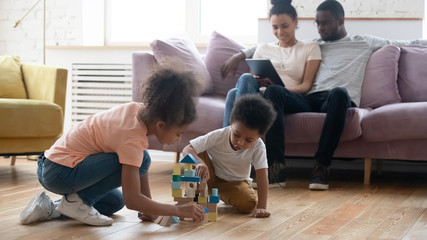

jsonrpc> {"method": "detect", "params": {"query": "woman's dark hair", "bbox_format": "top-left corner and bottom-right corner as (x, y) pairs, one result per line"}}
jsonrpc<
(230, 95), (277, 136)
(139, 67), (198, 127)
(269, 0), (297, 20)
(316, 0), (345, 20)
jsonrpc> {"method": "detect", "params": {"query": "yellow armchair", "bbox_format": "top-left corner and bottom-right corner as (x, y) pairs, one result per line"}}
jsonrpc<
(0, 58), (67, 165)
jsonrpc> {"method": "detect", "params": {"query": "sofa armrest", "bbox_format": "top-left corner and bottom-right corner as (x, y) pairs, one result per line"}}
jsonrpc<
(132, 51), (157, 102)
(21, 64), (68, 115)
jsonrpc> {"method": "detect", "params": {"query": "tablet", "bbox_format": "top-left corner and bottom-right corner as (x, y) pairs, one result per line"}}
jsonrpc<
(246, 59), (284, 87)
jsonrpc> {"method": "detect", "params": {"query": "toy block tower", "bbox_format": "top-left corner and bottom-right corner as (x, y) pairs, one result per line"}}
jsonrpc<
(168, 154), (219, 223)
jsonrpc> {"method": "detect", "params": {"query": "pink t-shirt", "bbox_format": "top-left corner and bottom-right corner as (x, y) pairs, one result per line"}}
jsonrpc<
(45, 102), (149, 168)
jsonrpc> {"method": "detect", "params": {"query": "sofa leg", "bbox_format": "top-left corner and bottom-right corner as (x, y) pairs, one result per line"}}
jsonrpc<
(11, 156), (16, 166)
(175, 152), (181, 163)
(364, 158), (372, 185)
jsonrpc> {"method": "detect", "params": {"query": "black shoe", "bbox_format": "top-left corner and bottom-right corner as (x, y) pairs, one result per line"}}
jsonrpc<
(251, 163), (286, 189)
(268, 162), (286, 188)
(309, 164), (329, 190)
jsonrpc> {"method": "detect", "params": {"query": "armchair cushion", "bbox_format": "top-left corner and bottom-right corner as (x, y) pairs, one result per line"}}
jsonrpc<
(0, 99), (63, 138)
(150, 34), (213, 94)
(0, 55), (27, 99)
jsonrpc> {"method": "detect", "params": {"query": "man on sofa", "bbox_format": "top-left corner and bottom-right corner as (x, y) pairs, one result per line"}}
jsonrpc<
(221, 0), (427, 190)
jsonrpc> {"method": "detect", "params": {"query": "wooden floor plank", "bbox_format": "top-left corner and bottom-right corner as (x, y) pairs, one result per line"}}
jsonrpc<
(402, 209), (427, 240)
(1, 156), (427, 239)
(367, 207), (424, 240)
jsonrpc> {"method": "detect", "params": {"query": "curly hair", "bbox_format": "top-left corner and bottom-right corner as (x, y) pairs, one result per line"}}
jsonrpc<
(139, 67), (198, 128)
(269, 0), (297, 20)
(230, 95), (277, 135)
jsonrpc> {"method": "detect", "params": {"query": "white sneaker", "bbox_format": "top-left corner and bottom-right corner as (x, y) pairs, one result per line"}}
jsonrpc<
(20, 191), (61, 224)
(56, 193), (113, 226)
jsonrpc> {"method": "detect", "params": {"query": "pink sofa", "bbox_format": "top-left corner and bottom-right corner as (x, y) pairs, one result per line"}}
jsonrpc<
(132, 36), (427, 184)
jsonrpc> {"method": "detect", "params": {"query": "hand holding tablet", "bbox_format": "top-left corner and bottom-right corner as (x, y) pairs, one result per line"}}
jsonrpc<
(245, 59), (285, 87)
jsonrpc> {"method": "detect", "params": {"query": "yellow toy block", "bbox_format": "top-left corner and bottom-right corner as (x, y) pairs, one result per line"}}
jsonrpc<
(208, 212), (218, 222)
(172, 188), (182, 198)
(185, 163), (193, 170)
(173, 163), (181, 175)
(198, 196), (207, 203)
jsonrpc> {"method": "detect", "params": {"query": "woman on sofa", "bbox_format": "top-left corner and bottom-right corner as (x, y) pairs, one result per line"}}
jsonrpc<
(222, 0), (321, 186)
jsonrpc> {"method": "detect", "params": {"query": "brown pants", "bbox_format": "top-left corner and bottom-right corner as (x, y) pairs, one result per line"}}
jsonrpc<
(198, 151), (257, 213)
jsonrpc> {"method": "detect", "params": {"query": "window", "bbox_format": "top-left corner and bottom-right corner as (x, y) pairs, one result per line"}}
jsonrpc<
(102, 0), (268, 45)
(108, 0), (186, 44)
(200, 0), (267, 42)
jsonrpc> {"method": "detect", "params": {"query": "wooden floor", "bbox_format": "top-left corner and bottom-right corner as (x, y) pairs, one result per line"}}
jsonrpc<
(1, 153), (427, 240)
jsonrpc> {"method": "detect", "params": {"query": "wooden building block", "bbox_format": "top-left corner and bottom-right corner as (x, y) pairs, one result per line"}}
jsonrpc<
(208, 202), (218, 212)
(174, 197), (194, 202)
(159, 216), (171, 226)
(173, 163), (181, 175)
(181, 176), (201, 182)
(171, 181), (181, 189)
(185, 188), (196, 198)
(208, 212), (218, 222)
(154, 216), (163, 224)
(211, 188), (218, 196)
(172, 188), (182, 197)
(198, 196), (207, 203)
(172, 175), (181, 181)
(184, 169), (195, 177)
(170, 216), (180, 223)
(209, 195), (220, 203)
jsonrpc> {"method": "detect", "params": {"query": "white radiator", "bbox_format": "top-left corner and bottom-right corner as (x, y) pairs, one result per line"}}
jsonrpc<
(71, 63), (132, 125)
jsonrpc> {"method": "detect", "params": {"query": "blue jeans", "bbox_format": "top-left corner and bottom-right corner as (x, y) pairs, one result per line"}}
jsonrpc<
(223, 73), (261, 127)
(37, 151), (151, 216)
(263, 86), (354, 166)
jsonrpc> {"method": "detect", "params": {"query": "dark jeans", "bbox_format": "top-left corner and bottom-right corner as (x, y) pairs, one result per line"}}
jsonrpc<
(263, 86), (354, 167)
(37, 151), (151, 216)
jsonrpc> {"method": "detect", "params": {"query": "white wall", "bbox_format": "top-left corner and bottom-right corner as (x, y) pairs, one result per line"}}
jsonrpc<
(259, 18), (423, 43)
(290, 0), (423, 18)
(0, 0), (82, 64)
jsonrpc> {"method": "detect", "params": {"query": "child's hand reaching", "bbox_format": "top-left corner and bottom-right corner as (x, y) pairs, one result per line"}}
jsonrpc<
(177, 202), (205, 222)
(195, 163), (210, 181)
(138, 212), (158, 222)
(252, 208), (271, 218)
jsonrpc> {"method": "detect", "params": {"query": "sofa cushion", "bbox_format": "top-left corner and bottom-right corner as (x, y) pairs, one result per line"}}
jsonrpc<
(360, 45), (401, 108)
(204, 31), (250, 96)
(362, 102), (427, 142)
(150, 35), (213, 94)
(0, 99), (63, 138)
(398, 45), (427, 102)
(188, 95), (225, 134)
(0, 55), (27, 99)
(285, 108), (369, 143)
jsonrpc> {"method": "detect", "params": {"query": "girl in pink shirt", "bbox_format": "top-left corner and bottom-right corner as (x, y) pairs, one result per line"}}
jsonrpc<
(20, 68), (205, 226)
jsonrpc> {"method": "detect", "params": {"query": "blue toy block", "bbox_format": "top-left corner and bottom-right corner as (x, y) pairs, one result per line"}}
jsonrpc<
(181, 176), (201, 182)
(209, 195), (220, 203)
(184, 169), (195, 177)
(211, 188), (218, 196)
(172, 175), (181, 181)
(171, 181), (181, 189)
(170, 216), (180, 223)
(180, 154), (198, 164)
